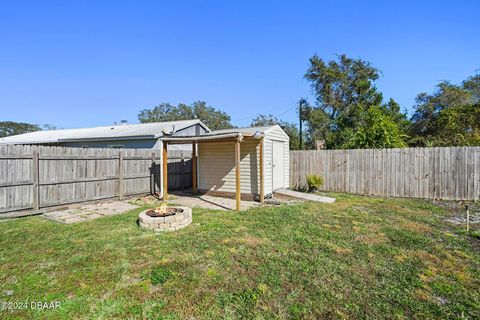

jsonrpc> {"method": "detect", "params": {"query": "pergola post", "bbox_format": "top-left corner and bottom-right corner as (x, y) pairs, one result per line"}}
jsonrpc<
(259, 137), (264, 203)
(162, 141), (168, 200)
(192, 142), (197, 194)
(235, 137), (241, 211)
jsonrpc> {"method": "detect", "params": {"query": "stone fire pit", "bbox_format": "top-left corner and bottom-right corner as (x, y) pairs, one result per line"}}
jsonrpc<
(139, 206), (192, 232)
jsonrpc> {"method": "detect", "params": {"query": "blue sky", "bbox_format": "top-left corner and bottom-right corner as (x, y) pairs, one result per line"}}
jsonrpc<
(1, 0), (479, 129)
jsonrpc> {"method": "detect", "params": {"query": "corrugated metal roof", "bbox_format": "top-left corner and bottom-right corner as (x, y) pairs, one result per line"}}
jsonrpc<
(0, 120), (209, 144)
(159, 125), (278, 144)
(204, 126), (276, 136)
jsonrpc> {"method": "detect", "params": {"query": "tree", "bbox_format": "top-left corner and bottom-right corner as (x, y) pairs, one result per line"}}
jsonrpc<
(0, 121), (41, 138)
(381, 98), (410, 133)
(343, 105), (407, 148)
(42, 124), (57, 131)
(304, 54), (407, 149)
(250, 114), (301, 150)
(300, 102), (330, 149)
(138, 100), (234, 130)
(410, 74), (480, 146)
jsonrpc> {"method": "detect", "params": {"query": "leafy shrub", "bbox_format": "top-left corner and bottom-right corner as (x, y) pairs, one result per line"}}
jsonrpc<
(306, 174), (323, 191)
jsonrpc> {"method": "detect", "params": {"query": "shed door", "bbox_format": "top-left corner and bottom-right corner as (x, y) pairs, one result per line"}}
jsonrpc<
(272, 140), (284, 190)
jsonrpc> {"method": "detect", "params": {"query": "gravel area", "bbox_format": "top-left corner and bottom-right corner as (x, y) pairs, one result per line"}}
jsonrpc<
(434, 200), (480, 225)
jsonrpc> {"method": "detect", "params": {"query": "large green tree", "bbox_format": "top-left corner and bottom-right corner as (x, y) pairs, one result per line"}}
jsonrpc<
(410, 74), (480, 146)
(0, 121), (42, 138)
(343, 105), (407, 148)
(304, 54), (408, 149)
(250, 114), (301, 150)
(381, 98), (411, 133)
(138, 101), (234, 130)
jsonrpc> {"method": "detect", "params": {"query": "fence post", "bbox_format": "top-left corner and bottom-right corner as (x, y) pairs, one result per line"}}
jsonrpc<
(32, 150), (40, 210)
(118, 151), (124, 200)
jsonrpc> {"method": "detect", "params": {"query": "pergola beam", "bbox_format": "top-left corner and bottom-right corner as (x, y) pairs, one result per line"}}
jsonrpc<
(160, 132), (263, 144)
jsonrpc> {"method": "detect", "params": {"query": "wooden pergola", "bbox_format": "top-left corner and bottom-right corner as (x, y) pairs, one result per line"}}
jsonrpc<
(160, 132), (265, 211)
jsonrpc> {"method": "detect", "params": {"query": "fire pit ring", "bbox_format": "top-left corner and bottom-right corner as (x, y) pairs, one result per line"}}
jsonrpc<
(139, 206), (192, 232)
(146, 207), (183, 217)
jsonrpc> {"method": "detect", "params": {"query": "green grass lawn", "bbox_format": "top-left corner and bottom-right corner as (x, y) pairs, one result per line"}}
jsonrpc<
(1, 194), (479, 319)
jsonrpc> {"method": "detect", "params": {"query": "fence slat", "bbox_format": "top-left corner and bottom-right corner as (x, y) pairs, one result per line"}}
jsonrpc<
(290, 147), (480, 201)
(32, 151), (39, 210)
(0, 146), (191, 217)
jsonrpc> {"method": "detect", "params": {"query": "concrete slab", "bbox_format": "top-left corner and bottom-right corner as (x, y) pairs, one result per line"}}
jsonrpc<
(81, 202), (138, 216)
(167, 194), (260, 211)
(42, 200), (138, 224)
(274, 189), (336, 203)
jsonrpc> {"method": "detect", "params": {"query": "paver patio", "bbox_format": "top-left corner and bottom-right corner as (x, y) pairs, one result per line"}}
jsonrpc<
(168, 194), (261, 211)
(42, 201), (138, 223)
(40, 191), (311, 224)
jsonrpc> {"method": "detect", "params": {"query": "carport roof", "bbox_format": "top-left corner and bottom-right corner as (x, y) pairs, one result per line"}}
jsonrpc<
(160, 125), (277, 144)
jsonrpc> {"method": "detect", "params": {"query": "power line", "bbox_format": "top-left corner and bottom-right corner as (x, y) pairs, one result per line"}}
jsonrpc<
(274, 101), (297, 118)
(232, 100), (298, 123)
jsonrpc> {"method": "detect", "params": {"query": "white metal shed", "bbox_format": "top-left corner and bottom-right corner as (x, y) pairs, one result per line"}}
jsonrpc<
(159, 125), (290, 210)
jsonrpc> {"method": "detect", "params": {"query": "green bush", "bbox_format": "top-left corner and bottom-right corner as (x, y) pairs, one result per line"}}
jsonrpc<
(306, 174), (323, 191)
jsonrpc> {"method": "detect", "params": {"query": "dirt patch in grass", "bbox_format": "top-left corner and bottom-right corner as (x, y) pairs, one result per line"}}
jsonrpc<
(400, 220), (432, 233)
(435, 200), (480, 225)
(354, 232), (387, 245)
(236, 236), (266, 247)
(334, 246), (353, 254)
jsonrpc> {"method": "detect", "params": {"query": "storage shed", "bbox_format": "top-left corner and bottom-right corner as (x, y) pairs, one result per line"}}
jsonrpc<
(160, 125), (290, 210)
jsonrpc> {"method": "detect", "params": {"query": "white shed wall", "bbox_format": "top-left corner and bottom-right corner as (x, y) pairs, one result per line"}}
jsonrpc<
(198, 140), (260, 195)
(168, 125), (289, 199)
(263, 125), (289, 195)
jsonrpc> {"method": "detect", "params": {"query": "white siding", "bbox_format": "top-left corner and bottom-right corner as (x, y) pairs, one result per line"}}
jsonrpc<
(163, 125), (290, 199)
(285, 143), (290, 188)
(264, 138), (272, 195)
(198, 140), (261, 195)
(154, 140), (193, 152)
(264, 125), (289, 194)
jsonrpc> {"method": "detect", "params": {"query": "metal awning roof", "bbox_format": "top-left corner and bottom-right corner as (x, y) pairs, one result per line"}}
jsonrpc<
(160, 132), (264, 144)
(159, 125), (275, 144)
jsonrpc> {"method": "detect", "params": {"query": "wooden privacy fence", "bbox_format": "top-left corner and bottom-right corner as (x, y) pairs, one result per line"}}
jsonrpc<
(167, 150), (192, 191)
(0, 145), (165, 218)
(290, 147), (480, 201)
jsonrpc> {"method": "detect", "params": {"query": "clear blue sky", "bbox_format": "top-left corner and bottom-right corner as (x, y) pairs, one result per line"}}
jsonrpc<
(1, 0), (479, 129)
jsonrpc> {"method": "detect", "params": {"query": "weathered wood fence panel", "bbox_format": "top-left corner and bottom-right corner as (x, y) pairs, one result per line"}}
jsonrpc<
(167, 150), (193, 191)
(290, 147), (480, 201)
(0, 145), (166, 217)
